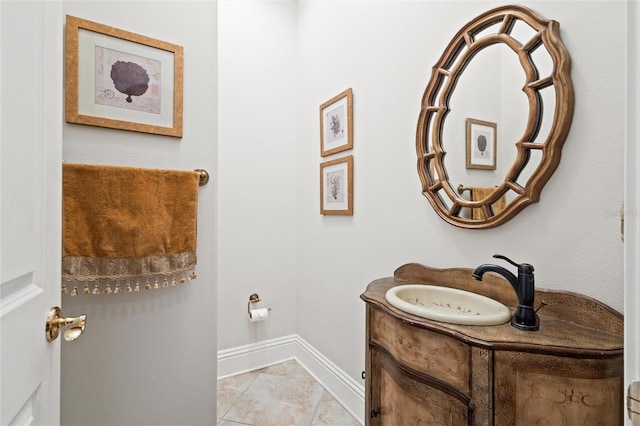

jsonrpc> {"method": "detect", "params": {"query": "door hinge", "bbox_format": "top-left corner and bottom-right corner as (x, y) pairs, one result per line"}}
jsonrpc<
(621, 202), (625, 242)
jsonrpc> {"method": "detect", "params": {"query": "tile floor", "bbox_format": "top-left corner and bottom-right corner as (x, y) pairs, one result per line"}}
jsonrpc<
(217, 359), (361, 425)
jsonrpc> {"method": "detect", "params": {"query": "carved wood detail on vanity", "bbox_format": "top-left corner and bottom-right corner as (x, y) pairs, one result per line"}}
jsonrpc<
(374, 349), (468, 425)
(515, 373), (619, 425)
(361, 263), (624, 426)
(494, 351), (623, 425)
(369, 307), (470, 394)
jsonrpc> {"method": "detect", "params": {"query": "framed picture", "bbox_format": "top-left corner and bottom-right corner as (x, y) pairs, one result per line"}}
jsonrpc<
(320, 155), (353, 215)
(320, 88), (353, 156)
(466, 118), (497, 170)
(65, 15), (184, 138)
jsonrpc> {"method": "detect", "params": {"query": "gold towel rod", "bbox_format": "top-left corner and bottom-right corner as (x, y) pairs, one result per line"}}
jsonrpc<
(195, 169), (209, 186)
(457, 184), (499, 195)
(457, 184), (471, 194)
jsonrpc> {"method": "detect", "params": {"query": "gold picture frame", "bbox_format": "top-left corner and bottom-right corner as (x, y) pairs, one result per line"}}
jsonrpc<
(320, 88), (353, 156)
(320, 155), (353, 215)
(466, 118), (497, 170)
(65, 15), (184, 138)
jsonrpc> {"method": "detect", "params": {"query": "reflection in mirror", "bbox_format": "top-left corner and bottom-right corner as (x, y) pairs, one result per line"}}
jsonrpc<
(443, 43), (529, 199)
(515, 148), (543, 189)
(510, 18), (538, 45)
(429, 181), (452, 213)
(416, 5), (574, 229)
(473, 22), (501, 41)
(531, 43), (553, 78)
(537, 85), (557, 143)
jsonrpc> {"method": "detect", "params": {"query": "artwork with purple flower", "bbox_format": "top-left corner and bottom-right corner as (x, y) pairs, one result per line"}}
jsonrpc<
(320, 88), (353, 156)
(320, 155), (353, 216)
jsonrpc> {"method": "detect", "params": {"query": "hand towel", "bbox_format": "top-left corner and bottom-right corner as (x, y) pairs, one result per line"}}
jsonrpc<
(471, 186), (506, 220)
(62, 163), (199, 295)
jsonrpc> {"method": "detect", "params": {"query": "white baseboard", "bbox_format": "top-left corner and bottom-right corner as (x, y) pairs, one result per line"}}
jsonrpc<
(217, 334), (299, 379)
(217, 334), (364, 425)
(294, 336), (365, 425)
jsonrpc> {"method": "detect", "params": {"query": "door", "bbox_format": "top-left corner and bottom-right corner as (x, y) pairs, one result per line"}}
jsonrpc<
(1, 1), (64, 424)
(626, 1), (640, 425)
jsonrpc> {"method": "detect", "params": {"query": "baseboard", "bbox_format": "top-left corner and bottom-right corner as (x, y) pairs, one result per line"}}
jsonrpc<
(294, 336), (365, 425)
(217, 334), (365, 424)
(217, 334), (298, 379)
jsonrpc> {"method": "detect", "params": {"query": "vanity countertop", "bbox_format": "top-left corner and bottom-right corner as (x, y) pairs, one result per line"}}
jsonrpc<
(361, 263), (623, 358)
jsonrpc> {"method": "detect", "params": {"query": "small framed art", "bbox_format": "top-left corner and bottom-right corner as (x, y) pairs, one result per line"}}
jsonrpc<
(466, 118), (497, 170)
(320, 88), (353, 156)
(65, 15), (184, 137)
(320, 155), (353, 215)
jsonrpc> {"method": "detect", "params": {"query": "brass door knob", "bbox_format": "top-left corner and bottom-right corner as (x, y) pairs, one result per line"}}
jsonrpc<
(45, 306), (87, 342)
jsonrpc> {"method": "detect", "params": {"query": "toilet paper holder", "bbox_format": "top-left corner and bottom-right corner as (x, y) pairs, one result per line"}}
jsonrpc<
(248, 293), (271, 317)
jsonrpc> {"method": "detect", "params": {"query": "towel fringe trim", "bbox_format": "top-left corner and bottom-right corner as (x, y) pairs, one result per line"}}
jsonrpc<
(61, 251), (197, 295)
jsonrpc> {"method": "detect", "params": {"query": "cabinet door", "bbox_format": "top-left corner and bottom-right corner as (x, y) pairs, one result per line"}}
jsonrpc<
(369, 347), (468, 426)
(368, 306), (470, 395)
(494, 351), (623, 425)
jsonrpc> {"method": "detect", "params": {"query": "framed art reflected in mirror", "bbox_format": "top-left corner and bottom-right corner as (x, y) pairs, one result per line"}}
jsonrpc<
(466, 118), (497, 170)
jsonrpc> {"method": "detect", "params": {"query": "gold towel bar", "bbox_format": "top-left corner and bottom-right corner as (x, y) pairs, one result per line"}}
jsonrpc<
(195, 169), (209, 186)
(457, 184), (471, 194)
(457, 184), (498, 195)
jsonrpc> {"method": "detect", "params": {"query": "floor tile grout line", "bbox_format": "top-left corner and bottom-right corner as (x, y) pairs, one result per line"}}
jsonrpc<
(218, 360), (358, 426)
(219, 372), (262, 424)
(308, 391), (324, 426)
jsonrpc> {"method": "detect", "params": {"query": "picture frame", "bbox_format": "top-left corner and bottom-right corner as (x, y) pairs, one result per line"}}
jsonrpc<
(65, 15), (184, 138)
(466, 118), (497, 170)
(320, 155), (353, 215)
(320, 88), (353, 156)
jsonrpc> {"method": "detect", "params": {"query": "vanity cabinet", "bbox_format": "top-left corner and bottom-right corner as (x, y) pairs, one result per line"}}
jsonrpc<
(361, 264), (624, 426)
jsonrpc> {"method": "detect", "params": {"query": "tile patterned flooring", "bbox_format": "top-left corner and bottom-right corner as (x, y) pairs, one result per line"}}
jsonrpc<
(217, 359), (361, 425)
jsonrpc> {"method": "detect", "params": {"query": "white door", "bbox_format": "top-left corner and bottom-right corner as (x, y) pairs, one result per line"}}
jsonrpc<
(1, 1), (64, 425)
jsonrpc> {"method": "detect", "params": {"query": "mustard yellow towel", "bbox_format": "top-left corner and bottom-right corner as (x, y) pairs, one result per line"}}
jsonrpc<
(471, 186), (506, 220)
(62, 163), (199, 294)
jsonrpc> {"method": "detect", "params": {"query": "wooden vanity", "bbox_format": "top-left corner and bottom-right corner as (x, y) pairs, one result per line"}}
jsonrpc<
(360, 263), (624, 425)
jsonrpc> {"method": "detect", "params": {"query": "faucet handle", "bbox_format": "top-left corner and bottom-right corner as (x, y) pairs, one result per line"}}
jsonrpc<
(492, 254), (534, 273)
(493, 254), (519, 267)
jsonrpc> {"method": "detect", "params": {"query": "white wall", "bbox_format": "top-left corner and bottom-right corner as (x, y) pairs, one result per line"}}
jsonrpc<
(217, 1), (298, 350)
(293, 0), (625, 387)
(217, 0), (626, 398)
(60, 2), (218, 425)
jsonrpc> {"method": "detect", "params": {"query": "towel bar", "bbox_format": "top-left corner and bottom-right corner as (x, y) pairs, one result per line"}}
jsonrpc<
(457, 184), (498, 195)
(457, 184), (471, 194)
(195, 169), (209, 186)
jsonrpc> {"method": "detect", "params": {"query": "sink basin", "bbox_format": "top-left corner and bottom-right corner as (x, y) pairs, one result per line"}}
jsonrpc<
(385, 284), (511, 325)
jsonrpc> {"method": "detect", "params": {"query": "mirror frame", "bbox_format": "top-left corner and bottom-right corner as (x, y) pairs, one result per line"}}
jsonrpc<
(416, 5), (574, 229)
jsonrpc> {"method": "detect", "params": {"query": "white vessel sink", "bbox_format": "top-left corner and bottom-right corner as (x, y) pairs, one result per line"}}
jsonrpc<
(385, 284), (511, 325)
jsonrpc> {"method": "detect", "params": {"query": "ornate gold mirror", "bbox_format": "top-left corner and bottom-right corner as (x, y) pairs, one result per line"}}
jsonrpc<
(416, 5), (574, 229)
